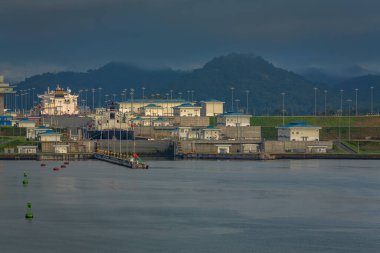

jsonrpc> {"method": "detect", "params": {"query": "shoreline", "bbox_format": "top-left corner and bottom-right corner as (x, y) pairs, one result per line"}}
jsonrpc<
(2, 152), (380, 161)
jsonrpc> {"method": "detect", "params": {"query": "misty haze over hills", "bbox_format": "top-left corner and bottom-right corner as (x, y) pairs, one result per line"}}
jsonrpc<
(15, 53), (380, 115)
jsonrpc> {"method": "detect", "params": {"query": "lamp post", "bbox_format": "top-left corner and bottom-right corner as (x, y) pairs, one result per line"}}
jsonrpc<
(314, 87), (318, 116)
(347, 99), (352, 140)
(165, 93), (169, 116)
(187, 90), (190, 101)
(178, 92), (182, 99)
(142, 87), (145, 112)
(32, 88), (35, 107)
(235, 99), (240, 112)
(230, 87), (235, 112)
(130, 88), (134, 114)
(281, 92), (286, 125)
(104, 94), (109, 104)
(191, 90), (194, 101)
(245, 90), (249, 114)
(370, 86), (374, 115)
(85, 89), (88, 108)
(92, 88), (96, 111)
(170, 89), (173, 100)
(340, 89), (344, 115)
(324, 90), (327, 116)
(98, 87), (102, 107)
(355, 88), (358, 116)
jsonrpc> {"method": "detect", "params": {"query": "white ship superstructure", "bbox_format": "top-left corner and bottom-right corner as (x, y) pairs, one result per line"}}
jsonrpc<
(38, 86), (79, 115)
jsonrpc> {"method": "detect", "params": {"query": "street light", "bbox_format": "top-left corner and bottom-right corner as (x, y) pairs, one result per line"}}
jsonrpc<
(370, 86), (374, 115)
(32, 88), (35, 107)
(324, 90), (327, 116)
(85, 89), (88, 108)
(314, 87), (318, 116)
(165, 93), (169, 116)
(340, 89), (344, 115)
(347, 99), (352, 140)
(245, 90), (250, 114)
(130, 89), (134, 114)
(281, 92), (286, 125)
(142, 87), (145, 111)
(235, 99), (240, 112)
(92, 88), (96, 111)
(355, 88), (358, 116)
(170, 89), (173, 100)
(98, 87), (102, 107)
(178, 92), (182, 99)
(230, 87), (235, 112)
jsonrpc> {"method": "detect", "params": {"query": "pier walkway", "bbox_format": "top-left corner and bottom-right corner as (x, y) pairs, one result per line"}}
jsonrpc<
(94, 149), (148, 169)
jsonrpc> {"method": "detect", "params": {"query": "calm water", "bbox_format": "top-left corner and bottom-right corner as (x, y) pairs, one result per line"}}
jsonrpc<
(1, 159), (380, 252)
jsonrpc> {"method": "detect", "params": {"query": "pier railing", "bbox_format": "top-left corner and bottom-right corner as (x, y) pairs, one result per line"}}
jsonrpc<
(95, 149), (148, 169)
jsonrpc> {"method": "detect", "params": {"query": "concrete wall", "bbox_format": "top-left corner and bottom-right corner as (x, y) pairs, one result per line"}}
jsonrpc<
(179, 140), (260, 154)
(263, 140), (333, 153)
(42, 116), (92, 133)
(97, 139), (174, 155)
(172, 116), (210, 127)
(41, 140), (95, 153)
(220, 126), (261, 140)
(133, 126), (174, 138)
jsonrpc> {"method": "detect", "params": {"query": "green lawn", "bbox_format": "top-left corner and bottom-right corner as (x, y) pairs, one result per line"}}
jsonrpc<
(251, 116), (380, 127)
(345, 140), (380, 154)
(0, 136), (35, 151)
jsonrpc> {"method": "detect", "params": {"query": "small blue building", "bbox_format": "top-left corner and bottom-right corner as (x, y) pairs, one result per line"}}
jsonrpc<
(0, 115), (13, 126)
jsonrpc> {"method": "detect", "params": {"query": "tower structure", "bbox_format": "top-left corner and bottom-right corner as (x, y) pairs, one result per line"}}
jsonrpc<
(0, 76), (15, 115)
(38, 85), (79, 115)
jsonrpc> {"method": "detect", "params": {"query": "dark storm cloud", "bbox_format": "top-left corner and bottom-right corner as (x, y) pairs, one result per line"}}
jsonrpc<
(1, 0), (380, 80)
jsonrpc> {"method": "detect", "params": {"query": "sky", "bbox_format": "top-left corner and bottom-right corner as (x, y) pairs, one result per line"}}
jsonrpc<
(1, 0), (380, 81)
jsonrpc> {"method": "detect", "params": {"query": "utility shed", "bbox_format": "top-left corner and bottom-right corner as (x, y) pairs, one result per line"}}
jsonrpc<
(17, 146), (37, 154)
(276, 122), (321, 141)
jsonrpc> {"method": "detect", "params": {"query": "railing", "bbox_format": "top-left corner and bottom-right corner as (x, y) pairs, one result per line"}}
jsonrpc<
(95, 149), (148, 169)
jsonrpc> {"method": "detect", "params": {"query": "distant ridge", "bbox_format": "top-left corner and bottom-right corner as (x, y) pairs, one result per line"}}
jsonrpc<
(15, 53), (352, 114)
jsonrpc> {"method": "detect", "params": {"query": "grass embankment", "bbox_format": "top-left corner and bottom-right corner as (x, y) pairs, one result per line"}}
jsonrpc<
(342, 140), (380, 154)
(252, 116), (380, 140)
(0, 127), (26, 136)
(0, 136), (35, 151)
(251, 116), (380, 127)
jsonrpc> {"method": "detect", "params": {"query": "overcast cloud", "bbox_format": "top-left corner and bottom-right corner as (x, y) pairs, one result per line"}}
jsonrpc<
(1, 0), (380, 80)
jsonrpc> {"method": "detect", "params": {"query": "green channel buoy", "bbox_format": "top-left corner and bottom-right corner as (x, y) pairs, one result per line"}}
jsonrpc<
(25, 202), (34, 219)
(23, 172), (28, 185)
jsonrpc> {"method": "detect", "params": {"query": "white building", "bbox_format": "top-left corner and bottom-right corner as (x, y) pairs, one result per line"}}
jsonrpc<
(217, 112), (251, 127)
(17, 146), (37, 154)
(215, 144), (231, 154)
(173, 127), (199, 140)
(27, 126), (52, 139)
(38, 86), (79, 115)
(200, 100), (225, 116)
(38, 131), (62, 142)
(119, 99), (190, 116)
(130, 116), (151, 127)
(200, 126), (221, 140)
(152, 117), (171, 127)
(94, 103), (129, 130)
(173, 103), (202, 117)
(53, 144), (69, 153)
(141, 104), (163, 117)
(277, 122), (321, 141)
(16, 120), (36, 128)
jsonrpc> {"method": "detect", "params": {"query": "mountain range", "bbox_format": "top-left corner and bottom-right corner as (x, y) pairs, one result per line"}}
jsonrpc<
(15, 53), (380, 115)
